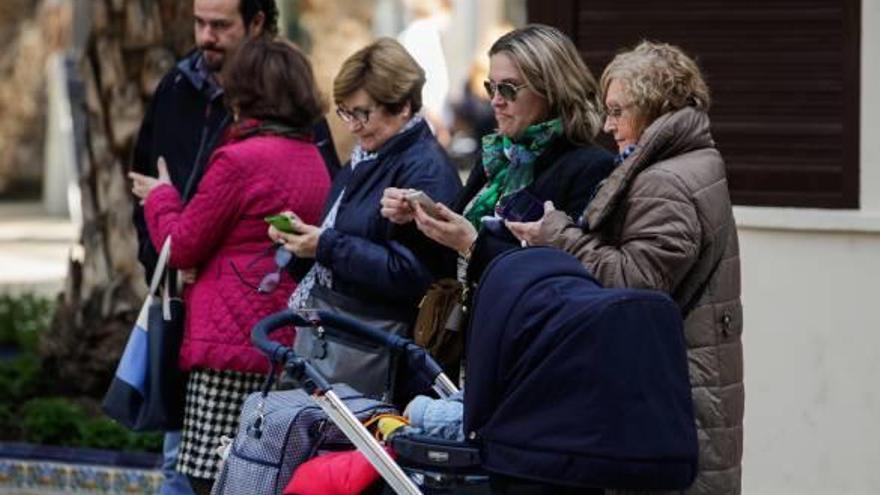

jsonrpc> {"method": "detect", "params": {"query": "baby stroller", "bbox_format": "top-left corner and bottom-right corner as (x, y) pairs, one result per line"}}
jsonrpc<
(462, 247), (699, 491)
(243, 246), (699, 494)
(249, 308), (489, 495)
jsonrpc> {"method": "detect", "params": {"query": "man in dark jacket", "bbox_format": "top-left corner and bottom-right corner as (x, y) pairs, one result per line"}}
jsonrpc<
(132, 0), (339, 280)
(130, 2), (338, 494)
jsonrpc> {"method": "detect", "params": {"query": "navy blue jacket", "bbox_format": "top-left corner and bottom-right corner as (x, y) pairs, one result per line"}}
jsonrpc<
(464, 247), (698, 490)
(314, 119), (461, 311)
(132, 51), (340, 281)
(452, 138), (615, 283)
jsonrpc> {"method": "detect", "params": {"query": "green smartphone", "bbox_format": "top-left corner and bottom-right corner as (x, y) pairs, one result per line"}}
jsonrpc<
(265, 214), (296, 233)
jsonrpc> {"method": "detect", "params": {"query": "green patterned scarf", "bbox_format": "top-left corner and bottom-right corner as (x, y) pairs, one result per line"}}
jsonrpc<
(464, 118), (563, 229)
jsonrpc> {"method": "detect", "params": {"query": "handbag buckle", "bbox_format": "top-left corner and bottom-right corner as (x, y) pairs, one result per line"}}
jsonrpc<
(312, 327), (328, 359)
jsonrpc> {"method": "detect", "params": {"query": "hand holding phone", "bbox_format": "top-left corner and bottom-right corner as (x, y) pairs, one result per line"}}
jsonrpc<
(497, 189), (544, 222)
(404, 190), (442, 219)
(265, 213), (300, 234)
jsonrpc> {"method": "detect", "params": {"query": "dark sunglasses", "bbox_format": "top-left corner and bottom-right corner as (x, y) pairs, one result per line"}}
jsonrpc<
(483, 80), (529, 102)
(230, 245), (294, 294)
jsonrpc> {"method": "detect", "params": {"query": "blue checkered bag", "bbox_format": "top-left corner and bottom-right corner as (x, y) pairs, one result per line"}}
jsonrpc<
(211, 383), (395, 495)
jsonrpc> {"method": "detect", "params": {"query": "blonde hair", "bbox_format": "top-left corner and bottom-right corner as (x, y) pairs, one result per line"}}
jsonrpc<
(489, 24), (603, 145)
(600, 41), (711, 131)
(333, 37), (426, 115)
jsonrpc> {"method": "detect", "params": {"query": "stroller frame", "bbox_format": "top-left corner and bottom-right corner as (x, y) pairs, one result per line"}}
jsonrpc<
(251, 308), (462, 495)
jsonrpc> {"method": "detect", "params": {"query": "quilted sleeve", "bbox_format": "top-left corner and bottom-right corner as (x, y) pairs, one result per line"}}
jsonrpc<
(541, 168), (701, 293)
(144, 150), (244, 268)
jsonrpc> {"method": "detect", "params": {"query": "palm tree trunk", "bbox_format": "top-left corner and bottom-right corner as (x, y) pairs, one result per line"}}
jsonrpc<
(42, 0), (193, 396)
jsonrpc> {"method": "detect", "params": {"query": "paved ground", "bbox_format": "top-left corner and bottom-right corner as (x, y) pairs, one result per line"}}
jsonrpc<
(0, 201), (75, 296)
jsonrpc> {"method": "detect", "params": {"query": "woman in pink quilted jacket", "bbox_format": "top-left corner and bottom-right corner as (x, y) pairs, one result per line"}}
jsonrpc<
(129, 38), (331, 492)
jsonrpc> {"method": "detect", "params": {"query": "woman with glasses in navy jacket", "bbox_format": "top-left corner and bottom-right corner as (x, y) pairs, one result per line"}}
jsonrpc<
(268, 38), (461, 399)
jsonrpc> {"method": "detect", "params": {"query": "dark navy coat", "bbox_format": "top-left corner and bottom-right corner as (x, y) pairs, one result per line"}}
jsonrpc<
(452, 138), (615, 283)
(313, 119), (461, 312)
(464, 247), (698, 490)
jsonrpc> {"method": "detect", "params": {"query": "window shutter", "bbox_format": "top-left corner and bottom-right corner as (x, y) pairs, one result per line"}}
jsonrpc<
(529, 0), (860, 208)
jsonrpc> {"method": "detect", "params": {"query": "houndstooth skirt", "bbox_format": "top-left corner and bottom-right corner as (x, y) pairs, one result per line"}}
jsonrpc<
(176, 368), (267, 480)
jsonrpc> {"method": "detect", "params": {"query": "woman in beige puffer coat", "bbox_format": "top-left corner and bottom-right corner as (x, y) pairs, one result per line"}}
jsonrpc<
(508, 41), (743, 495)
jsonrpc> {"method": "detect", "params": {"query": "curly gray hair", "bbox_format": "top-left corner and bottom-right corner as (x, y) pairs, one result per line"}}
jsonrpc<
(600, 41), (710, 132)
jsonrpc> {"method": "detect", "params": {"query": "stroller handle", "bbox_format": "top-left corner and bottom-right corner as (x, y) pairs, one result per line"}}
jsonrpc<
(250, 309), (312, 363)
(251, 309), (459, 397)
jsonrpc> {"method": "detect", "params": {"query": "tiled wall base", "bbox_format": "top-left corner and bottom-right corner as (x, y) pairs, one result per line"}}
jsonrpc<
(0, 458), (161, 495)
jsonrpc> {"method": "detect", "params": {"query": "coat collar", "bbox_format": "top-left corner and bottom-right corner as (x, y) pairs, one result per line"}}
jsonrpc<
(584, 107), (714, 229)
(372, 117), (433, 161)
(176, 51), (223, 101)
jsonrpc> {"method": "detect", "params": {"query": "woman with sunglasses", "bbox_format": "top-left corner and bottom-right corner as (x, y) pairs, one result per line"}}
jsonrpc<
(129, 38), (330, 493)
(381, 24), (615, 302)
(268, 38), (461, 399)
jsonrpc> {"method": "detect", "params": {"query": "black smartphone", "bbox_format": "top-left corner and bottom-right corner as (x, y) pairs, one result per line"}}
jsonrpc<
(497, 189), (544, 222)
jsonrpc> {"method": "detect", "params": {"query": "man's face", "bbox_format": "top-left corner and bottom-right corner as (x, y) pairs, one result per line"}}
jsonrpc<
(193, 0), (249, 72)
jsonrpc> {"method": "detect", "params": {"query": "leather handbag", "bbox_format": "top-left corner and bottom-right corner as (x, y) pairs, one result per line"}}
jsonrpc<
(293, 284), (411, 402)
(102, 237), (186, 431)
(412, 278), (465, 374)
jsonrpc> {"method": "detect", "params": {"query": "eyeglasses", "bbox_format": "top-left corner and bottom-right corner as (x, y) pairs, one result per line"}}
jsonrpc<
(483, 80), (529, 102)
(335, 105), (376, 126)
(604, 104), (633, 120)
(230, 245), (294, 294)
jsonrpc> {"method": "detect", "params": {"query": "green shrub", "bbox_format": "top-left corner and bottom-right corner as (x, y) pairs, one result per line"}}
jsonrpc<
(21, 397), (88, 447)
(0, 297), (14, 345)
(18, 397), (163, 453)
(78, 417), (133, 450)
(0, 403), (15, 440)
(126, 430), (164, 453)
(0, 293), (53, 352)
(0, 353), (48, 402)
(0, 295), (161, 454)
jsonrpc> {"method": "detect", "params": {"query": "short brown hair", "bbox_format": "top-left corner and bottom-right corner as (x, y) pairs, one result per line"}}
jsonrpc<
(333, 38), (425, 115)
(223, 37), (326, 131)
(600, 41), (711, 130)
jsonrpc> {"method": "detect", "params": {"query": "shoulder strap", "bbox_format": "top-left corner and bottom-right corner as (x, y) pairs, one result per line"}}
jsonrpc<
(148, 237), (172, 296)
(182, 113), (231, 202)
(148, 237), (179, 320)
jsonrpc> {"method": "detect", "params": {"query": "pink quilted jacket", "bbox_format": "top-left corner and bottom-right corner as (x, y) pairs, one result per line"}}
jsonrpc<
(144, 133), (330, 373)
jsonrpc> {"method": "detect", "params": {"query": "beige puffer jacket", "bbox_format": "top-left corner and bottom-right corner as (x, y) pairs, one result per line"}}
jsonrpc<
(539, 107), (743, 495)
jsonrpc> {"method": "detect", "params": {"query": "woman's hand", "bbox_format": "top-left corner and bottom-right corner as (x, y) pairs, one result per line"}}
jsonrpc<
(412, 202), (477, 255)
(267, 212), (322, 259)
(129, 156), (172, 202)
(505, 201), (556, 246)
(180, 268), (197, 285)
(380, 187), (415, 224)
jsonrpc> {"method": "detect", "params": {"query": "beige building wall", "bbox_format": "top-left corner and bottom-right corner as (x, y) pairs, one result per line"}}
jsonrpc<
(738, 1), (880, 493)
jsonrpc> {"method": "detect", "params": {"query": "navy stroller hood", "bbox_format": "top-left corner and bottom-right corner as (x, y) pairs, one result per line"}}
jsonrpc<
(464, 248), (698, 490)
